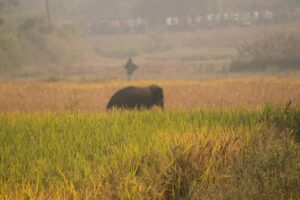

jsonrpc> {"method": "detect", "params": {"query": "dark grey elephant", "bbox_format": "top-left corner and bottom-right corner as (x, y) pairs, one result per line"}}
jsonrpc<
(107, 85), (164, 110)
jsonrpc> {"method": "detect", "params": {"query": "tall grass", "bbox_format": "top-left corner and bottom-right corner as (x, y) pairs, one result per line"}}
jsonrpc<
(0, 106), (299, 199)
(1, 78), (300, 112)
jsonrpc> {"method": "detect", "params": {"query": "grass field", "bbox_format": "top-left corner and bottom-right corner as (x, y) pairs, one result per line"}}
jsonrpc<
(1, 16), (300, 199)
(0, 77), (300, 113)
(0, 107), (300, 199)
(0, 77), (300, 199)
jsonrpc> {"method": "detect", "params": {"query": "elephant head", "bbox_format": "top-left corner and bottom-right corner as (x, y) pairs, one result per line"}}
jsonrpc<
(149, 85), (164, 110)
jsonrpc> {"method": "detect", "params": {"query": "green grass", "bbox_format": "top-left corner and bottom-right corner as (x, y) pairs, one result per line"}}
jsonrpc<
(0, 106), (300, 199)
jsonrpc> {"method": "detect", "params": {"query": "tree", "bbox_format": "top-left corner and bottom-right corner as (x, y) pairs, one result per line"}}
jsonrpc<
(45, 0), (52, 31)
(0, 0), (19, 14)
(17, 0), (300, 22)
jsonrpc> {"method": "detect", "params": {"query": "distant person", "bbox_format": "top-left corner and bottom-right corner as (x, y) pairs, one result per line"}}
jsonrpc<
(221, 13), (229, 27)
(253, 11), (259, 24)
(263, 10), (274, 24)
(172, 17), (179, 26)
(195, 16), (202, 25)
(166, 17), (172, 27)
(124, 58), (138, 80)
(215, 13), (221, 26)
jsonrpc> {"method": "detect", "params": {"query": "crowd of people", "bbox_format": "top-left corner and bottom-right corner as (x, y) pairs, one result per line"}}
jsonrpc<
(88, 18), (147, 35)
(87, 10), (294, 35)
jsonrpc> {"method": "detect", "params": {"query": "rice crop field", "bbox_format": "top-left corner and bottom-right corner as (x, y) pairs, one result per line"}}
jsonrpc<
(0, 77), (300, 113)
(0, 77), (300, 199)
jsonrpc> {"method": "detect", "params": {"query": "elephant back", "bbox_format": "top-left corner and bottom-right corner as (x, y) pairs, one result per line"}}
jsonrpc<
(107, 86), (151, 109)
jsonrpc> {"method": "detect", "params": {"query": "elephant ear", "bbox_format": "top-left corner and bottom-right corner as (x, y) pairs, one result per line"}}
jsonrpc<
(149, 85), (164, 101)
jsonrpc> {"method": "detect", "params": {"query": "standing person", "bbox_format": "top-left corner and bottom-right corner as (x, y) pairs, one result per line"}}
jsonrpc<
(124, 58), (138, 80)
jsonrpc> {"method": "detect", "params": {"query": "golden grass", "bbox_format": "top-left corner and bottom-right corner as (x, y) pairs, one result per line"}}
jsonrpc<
(0, 77), (299, 113)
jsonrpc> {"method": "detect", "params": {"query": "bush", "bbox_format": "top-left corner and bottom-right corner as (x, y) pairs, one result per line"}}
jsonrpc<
(17, 14), (49, 43)
(229, 32), (300, 72)
(0, 34), (24, 71)
(0, 17), (4, 26)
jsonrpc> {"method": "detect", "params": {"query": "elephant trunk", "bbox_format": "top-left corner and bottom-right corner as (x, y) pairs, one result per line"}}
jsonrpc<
(158, 100), (164, 110)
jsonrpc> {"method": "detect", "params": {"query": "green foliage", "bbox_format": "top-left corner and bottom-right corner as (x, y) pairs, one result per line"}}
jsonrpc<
(0, 17), (4, 25)
(0, 0), (19, 14)
(0, 14), (94, 74)
(192, 129), (300, 199)
(17, 15), (49, 42)
(229, 32), (300, 72)
(0, 0), (5, 13)
(0, 106), (299, 199)
(0, 15), (50, 73)
(0, 34), (23, 71)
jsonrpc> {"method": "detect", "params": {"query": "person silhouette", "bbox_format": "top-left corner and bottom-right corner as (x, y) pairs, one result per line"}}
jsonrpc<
(124, 58), (138, 80)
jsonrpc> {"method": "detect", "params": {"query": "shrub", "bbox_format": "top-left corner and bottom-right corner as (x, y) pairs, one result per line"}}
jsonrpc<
(0, 17), (4, 26)
(0, 34), (24, 71)
(17, 14), (49, 43)
(229, 32), (300, 72)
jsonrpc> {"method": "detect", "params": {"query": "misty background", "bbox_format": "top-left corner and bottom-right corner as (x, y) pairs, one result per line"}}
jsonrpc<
(19, 0), (299, 20)
(0, 0), (300, 81)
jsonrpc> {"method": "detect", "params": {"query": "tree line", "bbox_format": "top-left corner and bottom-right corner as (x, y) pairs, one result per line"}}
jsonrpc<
(2, 0), (298, 22)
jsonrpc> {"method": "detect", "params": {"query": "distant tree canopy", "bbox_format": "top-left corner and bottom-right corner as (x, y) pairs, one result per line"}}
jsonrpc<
(14, 0), (300, 21)
(0, 0), (19, 14)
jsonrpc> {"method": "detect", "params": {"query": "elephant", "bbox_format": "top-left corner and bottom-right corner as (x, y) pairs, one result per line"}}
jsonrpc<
(107, 85), (164, 110)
